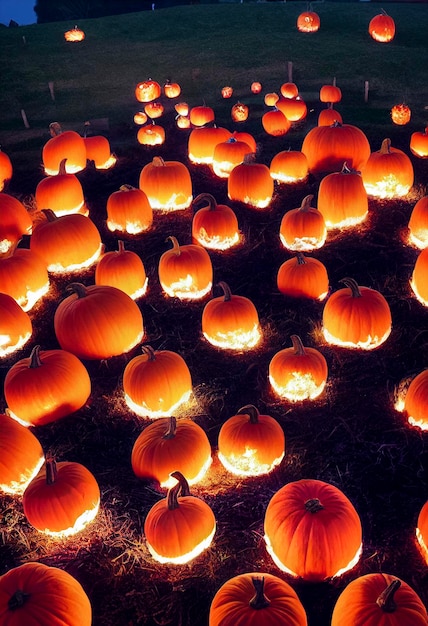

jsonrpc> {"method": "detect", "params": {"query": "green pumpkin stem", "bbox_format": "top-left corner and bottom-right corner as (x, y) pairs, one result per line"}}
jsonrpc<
(29, 345), (43, 368)
(8, 590), (31, 610)
(163, 416), (177, 440)
(249, 577), (271, 610)
(305, 498), (324, 513)
(376, 579), (401, 613)
(237, 404), (259, 424)
(339, 277), (362, 298)
(167, 471), (190, 509)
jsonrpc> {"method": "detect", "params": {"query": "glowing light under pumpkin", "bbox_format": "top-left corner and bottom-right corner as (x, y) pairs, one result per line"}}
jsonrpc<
(124, 389), (191, 419)
(363, 175), (411, 199)
(410, 277), (428, 308)
(416, 527), (428, 564)
(324, 213), (368, 230)
(106, 218), (151, 235)
(0, 330), (32, 359)
(218, 448), (284, 477)
(408, 230), (428, 250)
(147, 525), (216, 565)
(147, 193), (193, 212)
(0, 456), (45, 496)
(38, 499), (100, 538)
(194, 229), (241, 251)
(203, 323), (262, 351)
(18, 282), (50, 313)
(46, 243), (103, 274)
(128, 277), (149, 300)
(160, 455), (212, 490)
(269, 371), (326, 402)
(323, 326), (391, 350)
(264, 533), (362, 579)
(280, 233), (327, 252)
(94, 154), (117, 170)
(161, 275), (212, 300)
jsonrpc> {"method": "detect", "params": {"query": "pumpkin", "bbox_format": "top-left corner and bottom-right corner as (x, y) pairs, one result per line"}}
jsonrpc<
(297, 10), (320, 33)
(221, 86), (233, 98)
(158, 235), (213, 300)
(176, 114), (191, 129)
(106, 184), (153, 235)
(135, 79), (161, 102)
(23, 456), (100, 536)
(95, 240), (147, 299)
(322, 277), (392, 350)
(317, 162), (369, 229)
(228, 157), (274, 209)
(175, 102), (189, 116)
(144, 471), (216, 564)
(0, 245), (49, 312)
(189, 105), (215, 127)
(0, 148), (13, 191)
(301, 121), (371, 175)
(264, 92), (279, 107)
(318, 104), (343, 127)
(54, 282), (144, 360)
(279, 194), (327, 252)
(0, 193), (33, 254)
(270, 150), (309, 183)
(369, 10), (396, 43)
(144, 101), (164, 119)
(262, 108), (291, 137)
(64, 26), (85, 41)
(0, 292), (32, 357)
(139, 156), (193, 211)
(264, 478), (362, 580)
(269, 334), (328, 401)
(212, 137), (254, 178)
(137, 122), (165, 146)
(411, 248), (428, 307)
(250, 81), (262, 94)
(218, 404), (285, 477)
(320, 84), (342, 104)
(331, 573), (428, 626)
(276, 97), (307, 123)
(0, 561), (92, 626)
(209, 572), (308, 626)
(163, 80), (181, 98)
(123, 345), (193, 418)
(391, 103), (411, 126)
(83, 134), (116, 169)
(408, 196), (428, 248)
(410, 127), (428, 158)
(231, 102), (249, 123)
(402, 368), (428, 430)
(131, 416), (212, 487)
(280, 82), (299, 99)
(4, 344), (91, 427)
(192, 193), (240, 250)
(416, 501), (428, 564)
(231, 130), (257, 154)
(42, 123), (87, 175)
(202, 281), (262, 350)
(361, 138), (414, 199)
(35, 159), (87, 217)
(30, 209), (102, 273)
(188, 126), (232, 165)
(0, 412), (44, 495)
(276, 253), (329, 300)
(133, 111), (148, 125)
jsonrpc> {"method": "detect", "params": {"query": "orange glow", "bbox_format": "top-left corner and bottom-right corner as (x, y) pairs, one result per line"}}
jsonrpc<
(124, 389), (191, 419)
(410, 277), (428, 307)
(0, 455), (44, 496)
(324, 213), (368, 230)
(64, 27), (85, 42)
(203, 323), (261, 351)
(218, 449), (284, 477)
(323, 326), (391, 350)
(46, 242), (103, 274)
(161, 275), (212, 300)
(363, 176), (412, 199)
(416, 527), (428, 564)
(18, 281), (50, 313)
(194, 230), (240, 251)
(160, 455), (212, 489)
(147, 192), (193, 212)
(269, 372), (326, 402)
(38, 500), (100, 538)
(280, 233), (327, 252)
(146, 526), (215, 565)
(94, 154), (117, 170)
(106, 219), (151, 236)
(0, 330), (32, 358)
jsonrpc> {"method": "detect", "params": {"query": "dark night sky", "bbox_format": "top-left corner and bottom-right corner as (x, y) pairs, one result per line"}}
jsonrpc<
(0, 0), (37, 25)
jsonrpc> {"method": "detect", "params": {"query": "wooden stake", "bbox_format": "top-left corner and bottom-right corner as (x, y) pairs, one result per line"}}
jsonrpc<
(364, 80), (369, 103)
(22, 35), (26, 45)
(287, 61), (293, 82)
(21, 109), (30, 128)
(48, 81), (55, 101)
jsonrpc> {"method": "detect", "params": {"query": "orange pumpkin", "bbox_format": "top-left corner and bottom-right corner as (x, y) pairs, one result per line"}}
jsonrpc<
(212, 137), (254, 178)
(264, 92), (279, 107)
(175, 102), (189, 116)
(189, 105), (215, 127)
(228, 158), (274, 209)
(322, 277), (392, 350)
(23, 456), (100, 536)
(0, 193), (33, 254)
(276, 97), (307, 123)
(297, 10), (320, 33)
(221, 86), (233, 99)
(0, 148), (13, 191)
(277, 253), (329, 300)
(391, 103), (411, 126)
(163, 80), (181, 98)
(318, 104), (343, 127)
(269, 335), (328, 401)
(0, 412), (44, 495)
(317, 162), (369, 229)
(209, 572), (308, 626)
(144, 471), (216, 564)
(416, 500), (428, 564)
(0, 245), (49, 312)
(408, 196), (428, 248)
(137, 122), (165, 146)
(320, 84), (342, 104)
(42, 123), (86, 175)
(4, 345), (91, 427)
(158, 235), (213, 300)
(35, 161), (87, 217)
(95, 240), (148, 299)
(410, 127), (428, 158)
(264, 478), (362, 580)
(144, 101), (164, 119)
(123, 345), (192, 418)
(0, 292), (32, 357)
(133, 111), (148, 125)
(64, 26), (85, 41)
(201, 281), (262, 351)
(188, 126), (232, 165)
(402, 368), (428, 430)
(83, 134), (116, 169)
(231, 102), (249, 123)
(280, 82), (299, 99)
(131, 416), (212, 487)
(218, 404), (285, 477)
(0, 562), (92, 626)
(30, 209), (102, 273)
(331, 573), (428, 626)
(139, 156), (193, 211)
(270, 150), (309, 183)
(369, 10), (396, 43)
(135, 79), (161, 102)
(361, 138), (414, 198)
(192, 193), (240, 250)
(411, 248), (428, 307)
(54, 282), (144, 360)
(106, 184), (153, 235)
(231, 130), (257, 153)
(250, 81), (262, 94)
(279, 195), (327, 252)
(262, 108), (291, 137)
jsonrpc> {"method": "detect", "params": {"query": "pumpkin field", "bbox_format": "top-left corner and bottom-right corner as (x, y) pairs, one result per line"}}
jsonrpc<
(1, 3), (428, 625)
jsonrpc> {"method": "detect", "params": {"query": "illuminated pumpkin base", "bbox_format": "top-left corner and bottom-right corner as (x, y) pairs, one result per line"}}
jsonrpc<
(19, 282), (50, 313)
(280, 234), (326, 252)
(408, 416), (428, 431)
(129, 277), (149, 300)
(0, 455), (45, 496)
(218, 450), (284, 477)
(271, 172), (307, 184)
(94, 154), (117, 170)
(44, 164), (83, 176)
(410, 279), (428, 307)
(323, 326), (391, 350)
(0, 330), (32, 358)
(325, 213), (368, 230)
(269, 372), (326, 402)
(408, 231), (428, 249)
(416, 528), (428, 564)
(106, 219), (151, 235)
(160, 455), (212, 489)
(148, 195), (193, 212)
(194, 231), (241, 251)
(161, 278), (212, 301)
(203, 324), (262, 351)
(363, 177), (411, 199)
(124, 389), (191, 419)
(239, 195), (272, 210)
(146, 526), (216, 565)
(36, 500), (100, 537)
(46, 243), (103, 274)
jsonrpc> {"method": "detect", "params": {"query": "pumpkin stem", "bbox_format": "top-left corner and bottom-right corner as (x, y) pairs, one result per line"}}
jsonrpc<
(380, 138), (392, 154)
(119, 184), (136, 192)
(45, 455), (58, 485)
(193, 193), (217, 211)
(290, 334), (306, 355)
(140, 345), (156, 361)
(152, 156), (166, 168)
(305, 497), (324, 513)
(29, 345), (43, 368)
(167, 471), (190, 509)
(296, 253), (307, 266)
(116, 240), (126, 253)
(41, 208), (58, 222)
(8, 590), (31, 610)
(49, 122), (62, 137)
(65, 282), (89, 298)
(217, 281), (232, 302)
(300, 195), (315, 212)
(163, 416), (177, 440)
(339, 277), (362, 298)
(237, 404), (259, 424)
(166, 235), (181, 255)
(58, 158), (68, 175)
(249, 577), (271, 610)
(376, 579), (401, 612)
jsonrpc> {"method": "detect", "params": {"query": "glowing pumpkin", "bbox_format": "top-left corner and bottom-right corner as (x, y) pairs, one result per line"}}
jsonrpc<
(35, 160), (87, 217)
(218, 404), (285, 477)
(137, 123), (165, 146)
(158, 235), (213, 300)
(106, 184), (153, 235)
(0, 292), (32, 357)
(144, 101), (164, 119)
(279, 194), (327, 252)
(408, 196), (428, 248)
(269, 335), (328, 401)
(221, 86), (233, 98)
(361, 138), (414, 199)
(391, 103), (411, 126)
(276, 97), (307, 123)
(135, 79), (161, 103)
(0, 148), (12, 191)
(228, 158), (274, 209)
(139, 156), (193, 211)
(297, 10), (320, 33)
(369, 10), (396, 43)
(212, 137), (254, 178)
(280, 82), (299, 99)
(416, 500), (428, 564)
(276, 253), (329, 300)
(0, 245), (49, 312)
(317, 162), (369, 229)
(144, 471), (216, 564)
(95, 240), (147, 300)
(0, 193), (33, 254)
(64, 26), (85, 41)
(189, 105), (215, 127)
(42, 123), (86, 175)
(262, 108), (291, 137)
(401, 368), (428, 430)
(410, 127), (428, 158)
(264, 478), (362, 580)
(163, 80), (181, 98)
(188, 126), (232, 165)
(231, 102), (249, 123)
(270, 150), (309, 184)
(192, 193), (241, 250)
(318, 104), (343, 127)
(133, 111), (148, 125)
(83, 134), (116, 169)
(250, 82), (262, 94)
(320, 84), (342, 104)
